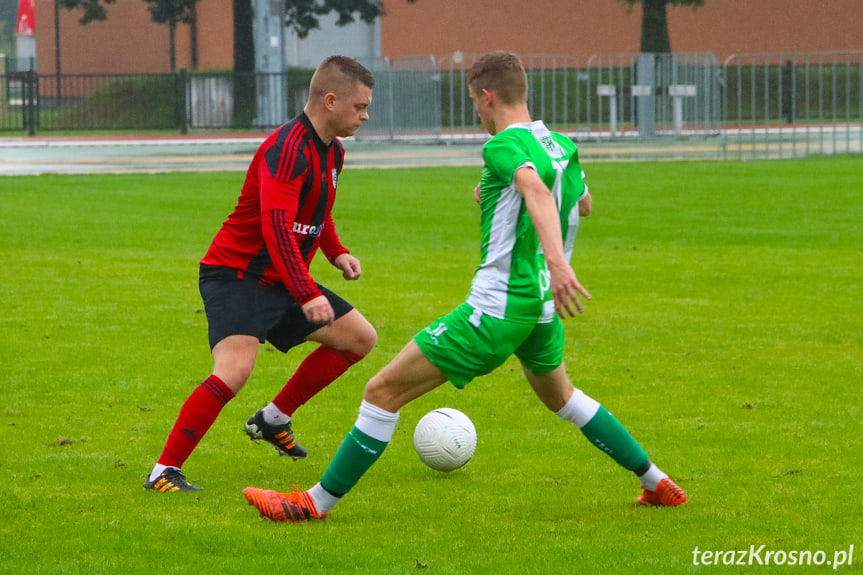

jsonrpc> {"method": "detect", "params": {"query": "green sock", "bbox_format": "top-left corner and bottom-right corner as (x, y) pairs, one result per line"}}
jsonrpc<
(579, 406), (649, 472)
(320, 426), (389, 496)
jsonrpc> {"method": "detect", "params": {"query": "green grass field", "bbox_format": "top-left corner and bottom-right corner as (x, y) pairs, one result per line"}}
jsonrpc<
(1, 158), (861, 574)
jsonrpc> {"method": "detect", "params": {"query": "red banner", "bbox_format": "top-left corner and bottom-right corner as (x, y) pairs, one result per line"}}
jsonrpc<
(16, 0), (36, 36)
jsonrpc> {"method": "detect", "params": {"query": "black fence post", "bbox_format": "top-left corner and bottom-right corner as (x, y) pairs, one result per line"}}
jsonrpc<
(177, 69), (188, 134)
(782, 59), (795, 125)
(25, 71), (37, 137)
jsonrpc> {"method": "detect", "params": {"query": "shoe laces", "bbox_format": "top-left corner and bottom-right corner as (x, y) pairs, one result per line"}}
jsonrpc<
(659, 479), (686, 503)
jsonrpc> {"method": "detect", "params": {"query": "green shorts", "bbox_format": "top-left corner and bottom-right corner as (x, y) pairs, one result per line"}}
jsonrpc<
(414, 303), (565, 389)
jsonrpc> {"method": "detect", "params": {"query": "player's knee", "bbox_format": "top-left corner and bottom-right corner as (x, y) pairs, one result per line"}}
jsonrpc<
(354, 323), (377, 356)
(362, 372), (398, 411)
(344, 320), (376, 357)
(327, 312), (377, 357)
(213, 360), (254, 393)
(363, 373), (387, 402)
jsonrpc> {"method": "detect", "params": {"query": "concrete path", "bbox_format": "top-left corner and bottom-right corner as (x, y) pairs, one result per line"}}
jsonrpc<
(0, 134), (486, 175)
(3, 126), (857, 175)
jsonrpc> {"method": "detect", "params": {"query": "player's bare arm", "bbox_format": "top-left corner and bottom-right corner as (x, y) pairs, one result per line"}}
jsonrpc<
(578, 191), (592, 216)
(514, 167), (592, 317)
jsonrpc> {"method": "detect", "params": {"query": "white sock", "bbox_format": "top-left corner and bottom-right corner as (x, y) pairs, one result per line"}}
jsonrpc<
(149, 463), (173, 483)
(262, 402), (290, 425)
(308, 482), (342, 514)
(354, 400), (399, 442)
(637, 463), (668, 491)
(555, 388), (601, 428)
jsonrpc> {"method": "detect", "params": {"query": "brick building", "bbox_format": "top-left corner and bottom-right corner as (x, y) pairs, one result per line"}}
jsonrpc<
(26, 0), (863, 74)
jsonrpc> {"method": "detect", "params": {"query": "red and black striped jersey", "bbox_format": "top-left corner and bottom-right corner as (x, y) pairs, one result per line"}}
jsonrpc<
(201, 113), (350, 304)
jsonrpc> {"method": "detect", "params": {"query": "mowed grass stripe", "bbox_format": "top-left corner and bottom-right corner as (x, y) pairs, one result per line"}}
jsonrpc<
(0, 158), (860, 574)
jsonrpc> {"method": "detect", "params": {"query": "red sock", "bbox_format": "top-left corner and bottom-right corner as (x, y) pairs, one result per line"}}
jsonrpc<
(273, 347), (363, 416)
(157, 375), (235, 468)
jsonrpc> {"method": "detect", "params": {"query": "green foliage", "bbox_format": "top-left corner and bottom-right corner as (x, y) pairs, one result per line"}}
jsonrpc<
(144, 0), (197, 25)
(285, 0), (417, 39)
(58, 0), (116, 24)
(58, 0), (197, 25)
(0, 17), (15, 60)
(1, 160), (861, 573)
(44, 75), (181, 130)
(619, 0), (705, 7)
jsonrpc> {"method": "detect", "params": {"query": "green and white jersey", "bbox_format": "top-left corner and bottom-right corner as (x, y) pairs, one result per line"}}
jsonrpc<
(466, 121), (586, 324)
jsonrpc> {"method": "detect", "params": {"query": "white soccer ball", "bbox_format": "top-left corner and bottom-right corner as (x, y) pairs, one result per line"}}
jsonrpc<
(413, 408), (477, 472)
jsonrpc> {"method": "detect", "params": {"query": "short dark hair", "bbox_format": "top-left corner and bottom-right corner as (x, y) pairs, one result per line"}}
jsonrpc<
(310, 55), (375, 98)
(466, 51), (527, 105)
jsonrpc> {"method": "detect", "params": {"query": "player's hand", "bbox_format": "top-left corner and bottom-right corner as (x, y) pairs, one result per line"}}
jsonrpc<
(334, 253), (362, 280)
(473, 183), (482, 205)
(302, 295), (335, 325)
(549, 262), (592, 318)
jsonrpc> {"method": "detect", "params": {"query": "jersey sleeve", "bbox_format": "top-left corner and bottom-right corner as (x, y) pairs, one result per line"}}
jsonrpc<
(319, 211), (350, 264)
(550, 132), (588, 201)
(321, 156), (349, 264)
(483, 133), (532, 184)
(259, 143), (322, 304)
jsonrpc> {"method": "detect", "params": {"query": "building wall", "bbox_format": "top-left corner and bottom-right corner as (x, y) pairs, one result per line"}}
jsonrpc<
(34, 0), (378, 74)
(284, 13), (381, 69)
(381, 0), (863, 63)
(31, 0), (863, 75)
(195, 0), (234, 70)
(668, 0), (862, 61)
(35, 0), (233, 74)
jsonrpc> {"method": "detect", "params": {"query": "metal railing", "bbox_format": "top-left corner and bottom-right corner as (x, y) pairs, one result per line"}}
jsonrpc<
(437, 52), (580, 139)
(584, 52), (721, 138)
(356, 55), (441, 140)
(722, 51), (863, 159)
(1, 50), (860, 160)
(0, 72), (184, 133)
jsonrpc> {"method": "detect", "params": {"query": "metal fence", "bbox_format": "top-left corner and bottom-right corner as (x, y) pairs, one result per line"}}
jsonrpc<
(357, 55), (441, 140)
(722, 50), (863, 159)
(1, 50), (861, 160)
(584, 52), (721, 138)
(0, 71), (184, 132)
(437, 52), (581, 139)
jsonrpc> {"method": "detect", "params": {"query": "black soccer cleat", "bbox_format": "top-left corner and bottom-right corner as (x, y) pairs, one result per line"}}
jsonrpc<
(143, 467), (203, 493)
(244, 410), (308, 460)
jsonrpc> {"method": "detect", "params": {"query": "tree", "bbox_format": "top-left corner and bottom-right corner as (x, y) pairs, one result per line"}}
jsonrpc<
(619, 0), (704, 53)
(143, 0), (198, 72)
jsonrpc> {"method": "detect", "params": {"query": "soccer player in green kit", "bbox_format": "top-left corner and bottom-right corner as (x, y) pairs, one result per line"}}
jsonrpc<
(243, 50), (687, 521)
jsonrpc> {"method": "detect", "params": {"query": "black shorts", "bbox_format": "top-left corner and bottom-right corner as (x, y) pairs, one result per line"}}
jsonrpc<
(199, 264), (354, 353)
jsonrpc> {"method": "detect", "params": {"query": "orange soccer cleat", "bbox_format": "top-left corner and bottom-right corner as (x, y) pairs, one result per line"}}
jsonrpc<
(243, 486), (327, 522)
(638, 477), (688, 507)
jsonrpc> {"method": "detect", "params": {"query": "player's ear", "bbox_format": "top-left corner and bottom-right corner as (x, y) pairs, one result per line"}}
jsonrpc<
(323, 92), (337, 110)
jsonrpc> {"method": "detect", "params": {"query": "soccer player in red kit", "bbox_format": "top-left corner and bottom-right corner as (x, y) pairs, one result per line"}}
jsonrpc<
(145, 56), (377, 493)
